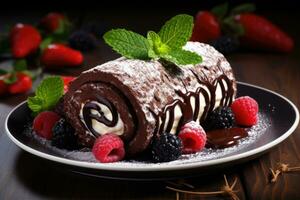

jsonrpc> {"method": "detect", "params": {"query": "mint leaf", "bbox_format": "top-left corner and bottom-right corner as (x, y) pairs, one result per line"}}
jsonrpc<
(211, 2), (229, 19)
(230, 3), (256, 15)
(158, 14), (193, 49)
(161, 49), (202, 66)
(13, 59), (27, 71)
(104, 29), (150, 59)
(27, 76), (64, 115)
(147, 31), (170, 58)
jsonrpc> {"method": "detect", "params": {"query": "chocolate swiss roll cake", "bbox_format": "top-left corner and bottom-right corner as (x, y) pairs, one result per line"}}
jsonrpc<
(63, 41), (237, 157)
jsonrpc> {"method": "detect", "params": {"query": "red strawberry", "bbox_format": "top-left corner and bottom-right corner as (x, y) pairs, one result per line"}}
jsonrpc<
(190, 11), (221, 43)
(33, 111), (61, 139)
(40, 12), (65, 33)
(235, 14), (294, 53)
(10, 24), (42, 58)
(0, 79), (8, 96)
(178, 121), (207, 154)
(92, 133), (125, 163)
(41, 44), (83, 68)
(8, 73), (32, 94)
(61, 76), (76, 92)
(231, 96), (259, 126)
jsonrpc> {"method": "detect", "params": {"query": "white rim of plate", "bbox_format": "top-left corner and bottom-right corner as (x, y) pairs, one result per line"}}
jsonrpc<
(5, 82), (300, 172)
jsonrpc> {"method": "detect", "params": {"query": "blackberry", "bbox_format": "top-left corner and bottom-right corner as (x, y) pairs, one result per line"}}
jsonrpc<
(151, 133), (182, 162)
(204, 107), (235, 130)
(210, 36), (239, 55)
(68, 30), (97, 52)
(81, 22), (108, 37)
(52, 118), (79, 150)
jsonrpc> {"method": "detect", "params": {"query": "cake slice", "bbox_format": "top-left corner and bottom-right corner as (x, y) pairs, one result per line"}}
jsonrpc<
(63, 42), (236, 157)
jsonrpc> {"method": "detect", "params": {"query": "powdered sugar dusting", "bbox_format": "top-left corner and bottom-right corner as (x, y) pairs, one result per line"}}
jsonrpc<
(24, 112), (270, 166)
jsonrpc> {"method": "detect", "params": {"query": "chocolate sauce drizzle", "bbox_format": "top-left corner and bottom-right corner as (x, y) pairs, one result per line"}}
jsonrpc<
(150, 74), (235, 136)
(82, 96), (118, 137)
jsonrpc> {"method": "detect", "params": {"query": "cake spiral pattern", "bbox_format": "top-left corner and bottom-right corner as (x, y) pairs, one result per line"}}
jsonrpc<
(63, 42), (236, 157)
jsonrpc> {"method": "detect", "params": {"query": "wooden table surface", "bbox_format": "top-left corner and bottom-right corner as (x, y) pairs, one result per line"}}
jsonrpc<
(0, 9), (300, 200)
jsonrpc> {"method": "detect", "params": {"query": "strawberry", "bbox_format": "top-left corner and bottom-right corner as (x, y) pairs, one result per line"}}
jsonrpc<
(61, 76), (76, 92)
(190, 11), (221, 43)
(235, 14), (294, 53)
(41, 44), (83, 68)
(10, 24), (42, 58)
(0, 79), (8, 96)
(8, 73), (32, 94)
(40, 12), (65, 33)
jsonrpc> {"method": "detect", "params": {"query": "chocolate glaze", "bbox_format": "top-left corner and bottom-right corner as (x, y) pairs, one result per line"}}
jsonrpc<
(206, 128), (248, 149)
(63, 42), (237, 157)
(82, 96), (118, 137)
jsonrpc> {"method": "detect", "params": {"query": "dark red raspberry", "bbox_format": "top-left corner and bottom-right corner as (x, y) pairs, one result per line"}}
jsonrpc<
(92, 133), (125, 163)
(179, 121), (206, 154)
(33, 111), (61, 139)
(231, 96), (259, 126)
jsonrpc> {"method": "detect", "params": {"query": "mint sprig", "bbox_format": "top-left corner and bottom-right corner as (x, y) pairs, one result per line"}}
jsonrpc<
(28, 76), (63, 115)
(103, 14), (202, 67)
(158, 14), (194, 49)
(104, 29), (150, 60)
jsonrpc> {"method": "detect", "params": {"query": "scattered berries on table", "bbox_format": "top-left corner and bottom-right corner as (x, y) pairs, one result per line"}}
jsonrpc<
(10, 24), (41, 58)
(61, 76), (76, 93)
(40, 44), (83, 68)
(81, 22), (107, 37)
(151, 132), (182, 162)
(235, 13), (294, 53)
(8, 73), (32, 94)
(92, 133), (125, 163)
(40, 12), (65, 33)
(33, 111), (61, 139)
(231, 96), (259, 126)
(210, 36), (239, 55)
(178, 121), (207, 154)
(52, 118), (78, 150)
(68, 30), (97, 52)
(204, 106), (235, 130)
(190, 11), (221, 43)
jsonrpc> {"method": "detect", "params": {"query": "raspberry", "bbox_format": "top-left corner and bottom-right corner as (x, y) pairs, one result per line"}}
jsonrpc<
(231, 96), (259, 126)
(151, 133), (182, 162)
(92, 133), (125, 163)
(179, 121), (206, 154)
(204, 107), (235, 130)
(33, 111), (60, 139)
(52, 118), (78, 150)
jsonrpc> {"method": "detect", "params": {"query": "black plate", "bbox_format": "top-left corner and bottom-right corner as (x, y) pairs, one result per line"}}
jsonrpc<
(5, 82), (299, 180)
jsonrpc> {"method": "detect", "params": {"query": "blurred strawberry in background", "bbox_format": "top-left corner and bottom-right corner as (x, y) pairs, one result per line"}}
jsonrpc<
(10, 24), (41, 58)
(191, 3), (294, 54)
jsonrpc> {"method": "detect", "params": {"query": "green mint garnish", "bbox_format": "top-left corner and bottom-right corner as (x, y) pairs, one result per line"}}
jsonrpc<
(158, 14), (194, 49)
(103, 14), (202, 67)
(161, 49), (202, 66)
(28, 76), (64, 115)
(104, 29), (150, 60)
